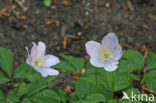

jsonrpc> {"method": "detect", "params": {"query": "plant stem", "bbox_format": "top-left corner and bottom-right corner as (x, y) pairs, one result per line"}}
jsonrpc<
(96, 67), (98, 86)
(16, 69), (33, 93)
(111, 72), (115, 98)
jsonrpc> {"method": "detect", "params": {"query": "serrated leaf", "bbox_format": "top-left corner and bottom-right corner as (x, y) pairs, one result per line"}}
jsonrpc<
(101, 71), (130, 91)
(59, 53), (84, 73)
(76, 79), (92, 99)
(147, 52), (156, 70)
(0, 89), (4, 102)
(144, 70), (156, 94)
(69, 92), (79, 103)
(85, 93), (106, 103)
(118, 50), (144, 73)
(0, 47), (13, 77)
(52, 87), (66, 103)
(53, 60), (75, 72)
(23, 90), (60, 103)
(6, 90), (20, 103)
(43, 0), (52, 7)
(0, 71), (9, 84)
(14, 63), (33, 78)
(86, 61), (103, 75)
(25, 79), (50, 96)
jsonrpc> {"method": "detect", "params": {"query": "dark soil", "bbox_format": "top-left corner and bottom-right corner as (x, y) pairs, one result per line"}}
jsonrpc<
(0, 0), (156, 91)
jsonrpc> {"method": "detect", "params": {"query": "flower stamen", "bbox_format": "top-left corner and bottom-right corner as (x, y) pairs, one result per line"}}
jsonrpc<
(99, 48), (113, 61)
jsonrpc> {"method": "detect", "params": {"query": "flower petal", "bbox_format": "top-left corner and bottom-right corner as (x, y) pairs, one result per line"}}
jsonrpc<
(101, 32), (118, 50)
(103, 61), (118, 72)
(26, 55), (32, 66)
(31, 42), (37, 60)
(85, 41), (101, 58)
(37, 41), (46, 57)
(43, 54), (60, 67)
(112, 45), (123, 61)
(90, 57), (104, 67)
(35, 67), (59, 78)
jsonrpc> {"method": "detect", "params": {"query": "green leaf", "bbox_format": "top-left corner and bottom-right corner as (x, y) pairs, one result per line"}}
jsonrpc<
(59, 53), (84, 73)
(6, 90), (20, 103)
(0, 89), (4, 102)
(52, 87), (66, 103)
(23, 89), (60, 103)
(26, 79), (50, 96)
(75, 76), (110, 100)
(53, 60), (75, 72)
(101, 71), (131, 91)
(86, 61), (103, 75)
(144, 70), (156, 93)
(85, 93), (106, 103)
(0, 47), (13, 77)
(43, 0), (52, 7)
(69, 92), (79, 103)
(114, 74), (131, 91)
(0, 71), (10, 84)
(147, 52), (156, 70)
(76, 79), (92, 99)
(118, 50), (144, 73)
(14, 63), (32, 78)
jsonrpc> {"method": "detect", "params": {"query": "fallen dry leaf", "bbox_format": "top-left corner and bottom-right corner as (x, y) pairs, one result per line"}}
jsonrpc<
(151, 17), (156, 21)
(50, 41), (54, 46)
(142, 45), (149, 56)
(63, 36), (68, 49)
(62, 1), (69, 6)
(23, 25), (28, 29)
(19, 16), (26, 20)
(55, 20), (60, 26)
(65, 86), (72, 93)
(105, 2), (110, 8)
(53, 0), (58, 5)
(16, 11), (20, 18)
(14, 62), (19, 67)
(122, 5), (129, 11)
(74, 74), (79, 81)
(45, 20), (55, 25)
(141, 25), (148, 29)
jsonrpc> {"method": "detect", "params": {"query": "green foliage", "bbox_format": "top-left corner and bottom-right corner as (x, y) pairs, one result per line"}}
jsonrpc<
(22, 89), (60, 103)
(147, 52), (156, 70)
(0, 71), (10, 84)
(118, 50), (144, 73)
(0, 46), (156, 103)
(0, 47), (13, 77)
(43, 0), (53, 7)
(0, 90), (4, 102)
(53, 53), (85, 73)
(52, 87), (67, 103)
(144, 70), (156, 93)
(6, 90), (19, 103)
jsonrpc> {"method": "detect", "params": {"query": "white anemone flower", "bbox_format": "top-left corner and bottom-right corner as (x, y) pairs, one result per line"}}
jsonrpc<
(85, 33), (123, 71)
(26, 41), (60, 78)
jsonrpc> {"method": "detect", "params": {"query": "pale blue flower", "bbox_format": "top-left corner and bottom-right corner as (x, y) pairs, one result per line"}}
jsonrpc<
(85, 33), (122, 71)
(26, 41), (60, 78)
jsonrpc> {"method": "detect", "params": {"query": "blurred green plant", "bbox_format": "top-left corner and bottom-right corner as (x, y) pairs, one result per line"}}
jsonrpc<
(43, 0), (53, 7)
(0, 48), (156, 102)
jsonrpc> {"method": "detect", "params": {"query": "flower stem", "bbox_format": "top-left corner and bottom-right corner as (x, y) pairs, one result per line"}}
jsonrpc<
(111, 72), (115, 98)
(16, 69), (33, 93)
(96, 67), (98, 86)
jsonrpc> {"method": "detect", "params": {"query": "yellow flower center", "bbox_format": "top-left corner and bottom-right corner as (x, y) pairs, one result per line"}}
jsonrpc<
(99, 48), (113, 61)
(34, 56), (45, 67)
